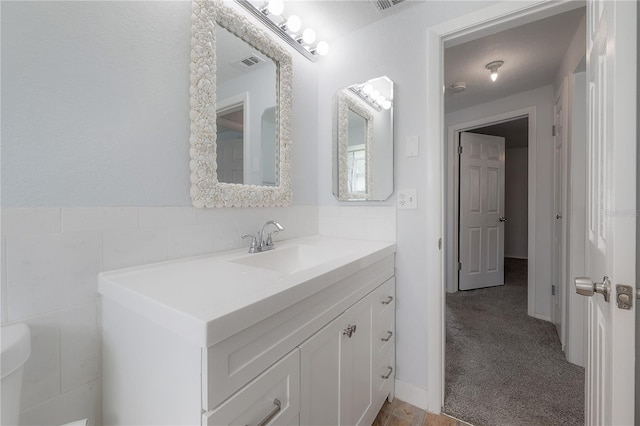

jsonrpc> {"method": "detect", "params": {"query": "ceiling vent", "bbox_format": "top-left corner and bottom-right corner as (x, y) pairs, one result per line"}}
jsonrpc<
(371, 0), (405, 12)
(232, 54), (264, 70)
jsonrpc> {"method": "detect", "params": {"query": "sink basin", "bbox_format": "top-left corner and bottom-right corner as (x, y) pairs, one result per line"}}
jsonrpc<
(230, 244), (347, 274)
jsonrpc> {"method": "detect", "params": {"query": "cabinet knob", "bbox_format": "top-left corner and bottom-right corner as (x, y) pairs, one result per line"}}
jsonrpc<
(342, 324), (356, 338)
(381, 330), (393, 342)
(381, 296), (394, 305)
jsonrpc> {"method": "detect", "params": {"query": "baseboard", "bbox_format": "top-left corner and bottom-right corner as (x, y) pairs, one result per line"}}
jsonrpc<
(394, 379), (428, 410)
(505, 255), (528, 260)
(532, 312), (552, 322)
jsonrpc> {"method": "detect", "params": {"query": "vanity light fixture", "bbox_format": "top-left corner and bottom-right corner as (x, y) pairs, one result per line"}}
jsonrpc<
(486, 60), (504, 82)
(349, 83), (392, 112)
(235, 0), (329, 62)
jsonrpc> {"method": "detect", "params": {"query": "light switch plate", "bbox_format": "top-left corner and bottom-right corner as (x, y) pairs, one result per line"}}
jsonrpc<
(406, 136), (419, 157)
(397, 189), (417, 209)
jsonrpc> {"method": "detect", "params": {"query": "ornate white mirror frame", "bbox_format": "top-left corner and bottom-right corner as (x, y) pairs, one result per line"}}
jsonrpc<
(337, 91), (374, 200)
(189, 0), (293, 207)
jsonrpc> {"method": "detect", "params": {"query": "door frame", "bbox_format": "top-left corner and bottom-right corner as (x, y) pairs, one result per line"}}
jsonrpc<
(551, 81), (569, 347)
(424, 0), (585, 411)
(447, 109), (536, 312)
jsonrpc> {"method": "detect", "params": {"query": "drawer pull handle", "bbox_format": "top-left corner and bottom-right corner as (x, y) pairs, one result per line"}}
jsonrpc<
(381, 296), (394, 305)
(343, 324), (357, 338)
(381, 366), (394, 379)
(381, 331), (393, 342)
(253, 398), (281, 426)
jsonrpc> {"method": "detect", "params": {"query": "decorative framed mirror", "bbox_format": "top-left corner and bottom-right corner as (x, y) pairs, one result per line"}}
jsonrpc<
(189, 0), (293, 207)
(333, 76), (394, 201)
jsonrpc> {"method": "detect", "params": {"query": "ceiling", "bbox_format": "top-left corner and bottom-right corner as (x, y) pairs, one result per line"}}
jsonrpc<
(444, 7), (585, 113)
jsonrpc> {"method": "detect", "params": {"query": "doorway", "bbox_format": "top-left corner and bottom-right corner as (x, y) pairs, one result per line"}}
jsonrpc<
(423, 0), (588, 414)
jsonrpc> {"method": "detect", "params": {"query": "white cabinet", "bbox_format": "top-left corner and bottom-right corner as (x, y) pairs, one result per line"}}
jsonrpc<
(300, 278), (395, 426)
(101, 250), (395, 426)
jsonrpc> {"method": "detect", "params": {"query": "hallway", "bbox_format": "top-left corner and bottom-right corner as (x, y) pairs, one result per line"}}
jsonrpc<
(444, 258), (584, 425)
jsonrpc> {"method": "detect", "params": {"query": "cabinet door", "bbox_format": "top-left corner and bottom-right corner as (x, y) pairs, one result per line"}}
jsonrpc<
(299, 315), (345, 426)
(299, 290), (376, 426)
(343, 292), (374, 426)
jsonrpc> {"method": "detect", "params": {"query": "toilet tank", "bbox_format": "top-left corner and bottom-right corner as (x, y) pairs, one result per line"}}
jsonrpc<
(1, 323), (31, 425)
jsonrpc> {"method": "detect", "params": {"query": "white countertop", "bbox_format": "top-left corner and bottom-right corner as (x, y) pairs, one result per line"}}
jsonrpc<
(98, 235), (396, 347)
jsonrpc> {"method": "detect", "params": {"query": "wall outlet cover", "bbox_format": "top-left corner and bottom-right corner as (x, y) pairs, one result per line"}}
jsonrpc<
(397, 189), (417, 209)
(405, 136), (419, 157)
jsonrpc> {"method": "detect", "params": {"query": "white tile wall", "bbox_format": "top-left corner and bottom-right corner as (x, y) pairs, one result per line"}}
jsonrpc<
(319, 206), (396, 242)
(0, 206), (321, 425)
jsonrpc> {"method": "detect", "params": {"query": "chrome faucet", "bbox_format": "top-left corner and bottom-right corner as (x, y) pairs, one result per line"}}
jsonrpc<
(259, 220), (285, 251)
(241, 220), (285, 253)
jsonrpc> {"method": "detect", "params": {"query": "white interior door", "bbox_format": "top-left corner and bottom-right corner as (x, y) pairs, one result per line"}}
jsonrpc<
(552, 89), (566, 341)
(580, 1), (637, 424)
(459, 132), (505, 291)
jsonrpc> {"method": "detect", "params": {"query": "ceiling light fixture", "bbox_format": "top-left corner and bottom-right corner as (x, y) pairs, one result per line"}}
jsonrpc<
(486, 61), (504, 82)
(235, 0), (329, 62)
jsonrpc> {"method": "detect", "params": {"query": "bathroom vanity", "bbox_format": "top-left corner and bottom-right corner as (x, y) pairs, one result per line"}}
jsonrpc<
(99, 235), (396, 425)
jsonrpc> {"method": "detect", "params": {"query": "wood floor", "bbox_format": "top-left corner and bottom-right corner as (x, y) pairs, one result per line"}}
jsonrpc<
(373, 398), (469, 426)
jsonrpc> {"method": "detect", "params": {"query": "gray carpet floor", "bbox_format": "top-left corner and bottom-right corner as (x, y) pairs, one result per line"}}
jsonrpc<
(444, 258), (585, 426)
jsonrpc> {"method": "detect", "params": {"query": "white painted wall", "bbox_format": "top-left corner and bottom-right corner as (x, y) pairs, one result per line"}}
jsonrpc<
(317, 0), (499, 407)
(446, 85), (555, 320)
(504, 147), (529, 259)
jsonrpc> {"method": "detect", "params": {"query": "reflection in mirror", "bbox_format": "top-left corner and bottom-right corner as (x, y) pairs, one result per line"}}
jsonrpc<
(333, 76), (394, 201)
(215, 24), (277, 186)
(189, 0), (292, 207)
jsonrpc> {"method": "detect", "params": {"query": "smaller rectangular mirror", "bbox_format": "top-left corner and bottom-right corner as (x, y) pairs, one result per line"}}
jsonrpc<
(333, 76), (394, 201)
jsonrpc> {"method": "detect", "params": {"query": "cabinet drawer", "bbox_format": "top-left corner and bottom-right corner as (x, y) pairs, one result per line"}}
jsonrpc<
(204, 349), (300, 426)
(375, 277), (395, 317)
(374, 345), (395, 400)
(373, 278), (395, 358)
(374, 305), (395, 359)
(203, 256), (394, 410)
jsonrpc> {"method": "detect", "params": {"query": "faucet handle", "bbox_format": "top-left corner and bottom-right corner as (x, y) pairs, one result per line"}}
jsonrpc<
(241, 233), (259, 253)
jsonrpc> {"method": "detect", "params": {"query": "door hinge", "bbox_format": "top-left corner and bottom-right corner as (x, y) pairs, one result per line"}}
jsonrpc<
(552, 125), (556, 136)
(457, 145), (463, 155)
(551, 285), (556, 296)
(458, 262), (462, 271)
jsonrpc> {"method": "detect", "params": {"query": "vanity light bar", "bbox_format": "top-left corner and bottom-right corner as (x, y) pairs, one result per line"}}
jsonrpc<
(235, 0), (326, 62)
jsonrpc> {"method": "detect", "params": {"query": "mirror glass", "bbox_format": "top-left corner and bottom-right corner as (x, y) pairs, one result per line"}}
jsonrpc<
(333, 76), (394, 201)
(189, 0), (292, 208)
(215, 25), (277, 186)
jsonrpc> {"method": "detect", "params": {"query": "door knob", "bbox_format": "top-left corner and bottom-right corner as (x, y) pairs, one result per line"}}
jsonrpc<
(499, 217), (507, 222)
(556, 214), (563, 219)
(575, 276), (611, 302)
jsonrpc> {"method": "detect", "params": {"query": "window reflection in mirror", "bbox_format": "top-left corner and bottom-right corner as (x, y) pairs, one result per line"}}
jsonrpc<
(347, 110), (368, 194)
(215, 24), (277, 186)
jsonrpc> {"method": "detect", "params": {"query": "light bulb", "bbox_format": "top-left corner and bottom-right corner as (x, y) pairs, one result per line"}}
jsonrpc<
(490, 70), (498, 82)
(267, 0), (284, 16)
(362, 84), (373, 94)
(371, 89), (380, 100)
(382, 100), (392, 110)
(315, 41), (329, 56)
(286, 15), (302, 33)
(302, 28), (316, 44)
